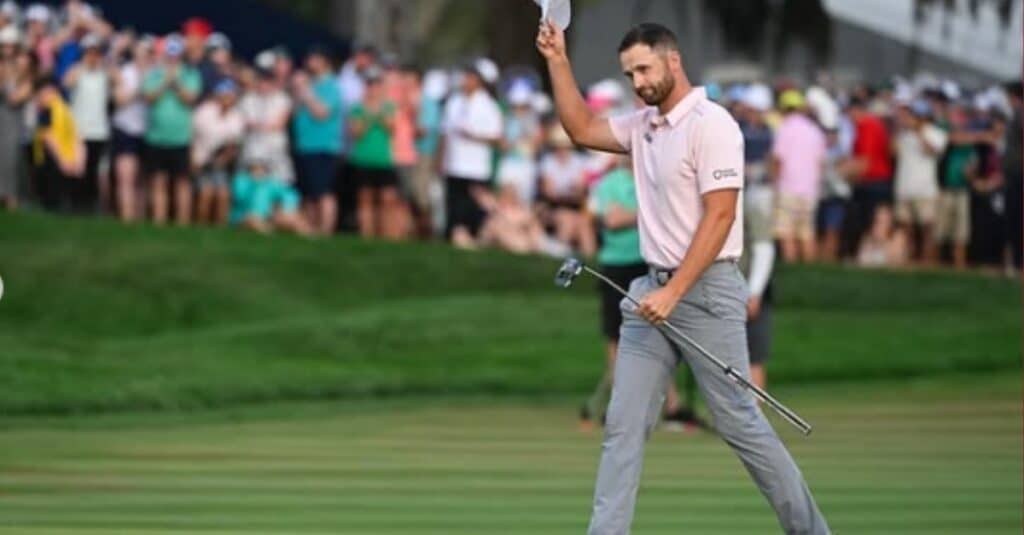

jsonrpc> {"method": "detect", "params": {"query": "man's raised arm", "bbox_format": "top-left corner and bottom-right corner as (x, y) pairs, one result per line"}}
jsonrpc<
(536, 20), (626, 154)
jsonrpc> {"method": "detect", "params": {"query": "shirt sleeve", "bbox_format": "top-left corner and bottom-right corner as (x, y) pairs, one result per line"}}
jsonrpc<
(694, 111), (745, 194)
(927, 126), (949, 153)
(608, 109), (645, 152)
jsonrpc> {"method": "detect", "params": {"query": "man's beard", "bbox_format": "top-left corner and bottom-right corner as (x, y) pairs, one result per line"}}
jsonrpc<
(636, 73), (675, 106)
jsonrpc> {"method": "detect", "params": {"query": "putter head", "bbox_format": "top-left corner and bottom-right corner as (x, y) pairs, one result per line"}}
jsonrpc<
(554, 257), (584, 288)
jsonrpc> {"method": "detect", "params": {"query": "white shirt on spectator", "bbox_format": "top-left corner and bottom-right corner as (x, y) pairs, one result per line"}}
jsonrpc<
(540, 150), (587, 199)
(442, 88), (503, 181)
(70, 67), (110, 141)
(894, 124), (948, 201)
(192, 100), (245, 169)
(112, 63), (146, 136)
(337, 61), (365, 110)
(239, 90), (294, 182)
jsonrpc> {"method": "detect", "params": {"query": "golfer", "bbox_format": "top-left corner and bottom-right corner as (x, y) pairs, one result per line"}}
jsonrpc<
(537, 21), (830, 534)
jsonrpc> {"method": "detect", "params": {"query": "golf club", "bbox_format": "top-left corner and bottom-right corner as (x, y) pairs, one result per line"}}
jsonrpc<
(555, 257), (813, 436)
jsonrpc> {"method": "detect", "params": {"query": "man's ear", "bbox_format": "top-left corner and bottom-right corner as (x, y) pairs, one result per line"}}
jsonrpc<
(667, 50), (683, 72)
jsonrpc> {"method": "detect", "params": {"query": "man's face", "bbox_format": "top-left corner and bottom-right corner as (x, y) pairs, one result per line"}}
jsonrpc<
(354, 52), (373, 71)
(217, 91), (237, 108)
(461, 71), (480, 94)
(306, 54), (327, 75)
(185, 34), (205, 58)
(619, 44), (676, 106)
(83, 48), (101, 66)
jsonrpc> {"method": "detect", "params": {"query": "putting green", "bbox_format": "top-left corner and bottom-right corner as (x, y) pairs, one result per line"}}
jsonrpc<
(0, 373), (1018, 534)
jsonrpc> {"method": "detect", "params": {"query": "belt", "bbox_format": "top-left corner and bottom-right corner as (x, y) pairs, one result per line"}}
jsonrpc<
(650, 258), (738, 286)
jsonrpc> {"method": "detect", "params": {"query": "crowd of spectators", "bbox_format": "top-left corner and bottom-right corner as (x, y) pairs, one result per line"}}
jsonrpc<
(0, 1), (1019, 271)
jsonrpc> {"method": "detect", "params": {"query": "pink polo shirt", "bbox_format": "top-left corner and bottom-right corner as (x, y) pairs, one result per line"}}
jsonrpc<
(608, 87), (745, 269)
(772, 113), (827, 200)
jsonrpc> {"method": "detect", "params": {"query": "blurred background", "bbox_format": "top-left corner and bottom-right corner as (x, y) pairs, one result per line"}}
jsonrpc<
(0, 0), (1020, 533)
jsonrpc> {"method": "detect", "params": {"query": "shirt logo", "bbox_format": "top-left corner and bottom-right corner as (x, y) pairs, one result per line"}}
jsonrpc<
(713, 168), (738, 180)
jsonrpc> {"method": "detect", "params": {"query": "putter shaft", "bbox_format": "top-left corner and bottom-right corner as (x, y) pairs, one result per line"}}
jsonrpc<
(582, 266), (813, 436)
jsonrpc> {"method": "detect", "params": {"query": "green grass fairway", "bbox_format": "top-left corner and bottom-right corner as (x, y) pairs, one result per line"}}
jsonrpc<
(0, 374), (1019, 534)
(0, 212), (1019, 415)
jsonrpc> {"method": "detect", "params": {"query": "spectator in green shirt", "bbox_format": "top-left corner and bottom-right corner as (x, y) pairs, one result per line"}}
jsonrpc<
(348, 67), (402, 239)
(580, 156), (694, 432)
(142, 35), (201, 225)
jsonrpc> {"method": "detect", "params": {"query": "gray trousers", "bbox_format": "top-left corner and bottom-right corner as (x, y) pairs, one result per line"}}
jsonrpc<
(588, 263), (830, 535)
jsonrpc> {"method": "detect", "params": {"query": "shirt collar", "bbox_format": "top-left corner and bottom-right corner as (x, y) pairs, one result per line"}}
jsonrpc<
(649, 87), (706, 129)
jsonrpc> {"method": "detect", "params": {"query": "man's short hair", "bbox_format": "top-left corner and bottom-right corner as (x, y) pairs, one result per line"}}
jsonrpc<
(618, 23), (679, 54)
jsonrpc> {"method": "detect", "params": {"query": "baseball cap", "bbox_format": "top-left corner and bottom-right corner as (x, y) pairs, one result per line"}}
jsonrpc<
(470, 57), (499, 85)
(206, 32), (231, 51)
(741, 84), (773, 112)
(422, 69), (449, 101)
(214, 78), (239, 95)
(362, 65), (383, 83)
(909, 99), (932, 118)
(164, 34), (185, 57)
(80, 33), (102, 50)
(507, 80), (534, 106)
(778, 89), (806, 110)
(25, 3), (50, 23)
(587, 78), (624, 111)
(0, 1), (19, 20)
(181, 17), (212, 39)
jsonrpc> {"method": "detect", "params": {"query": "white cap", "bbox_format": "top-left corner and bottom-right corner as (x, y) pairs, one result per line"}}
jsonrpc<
(0, 1), (19, 19)
(533, 0), (571, 31)
(0, 24), (19, 45)
(25, 3), (50, 22)
(941, 80), (961, 101)
(587, 78), (624, 104)
(206, 32), (231, 51)
(985, 85), (1012, 116)
(422, 69), (449, 100)
(473, 57), (499, 85)
(80, 32), (102, 50)
(531, 92), (553, 115)
(742, 83), (773, 112)
(892, 82), (914, 105)
(805, 85), (839, 127)
(255, 49), (276, 71)
(507, 81), (534, 106)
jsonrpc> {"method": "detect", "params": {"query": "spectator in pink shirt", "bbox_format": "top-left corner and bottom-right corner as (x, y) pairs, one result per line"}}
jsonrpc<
(771, 89), (827, 262)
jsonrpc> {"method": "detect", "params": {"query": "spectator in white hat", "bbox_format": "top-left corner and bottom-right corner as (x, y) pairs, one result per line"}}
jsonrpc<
(110, 37), (153, 222)
(0, 1), (20, 29)
(440, 57), (502, 247)
(0, 24), (32, 211)
(496, 80), (543, 205)
(24, 4), (55, 74)
(892, 99), (947, 265)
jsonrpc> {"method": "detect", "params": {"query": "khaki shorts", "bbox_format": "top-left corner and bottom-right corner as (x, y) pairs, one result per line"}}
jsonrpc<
(934, 190), (970, 244)
(409, 156), (437, 212)
(895, 198), (937, 226)
(773, 193), (816, 241)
